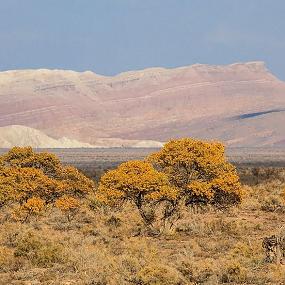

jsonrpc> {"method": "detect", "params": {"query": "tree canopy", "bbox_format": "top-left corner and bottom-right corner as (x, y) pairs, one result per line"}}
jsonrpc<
(0, 147), (95, 214)
(96, 160), (179, 223)
(148, 138), (242, 206)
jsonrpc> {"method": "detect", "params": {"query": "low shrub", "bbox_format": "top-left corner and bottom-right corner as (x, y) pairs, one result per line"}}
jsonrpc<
(14, 231), (67, 267)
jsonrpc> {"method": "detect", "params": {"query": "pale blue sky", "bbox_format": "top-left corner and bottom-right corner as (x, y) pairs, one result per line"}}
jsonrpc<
(0, 0), (284, 78)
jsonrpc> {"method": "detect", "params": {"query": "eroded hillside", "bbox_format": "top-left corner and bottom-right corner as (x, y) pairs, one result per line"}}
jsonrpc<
(0, 61), (284, 147)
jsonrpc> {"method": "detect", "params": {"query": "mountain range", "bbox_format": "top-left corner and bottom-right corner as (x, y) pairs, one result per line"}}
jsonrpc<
(0, 61), (284, 147)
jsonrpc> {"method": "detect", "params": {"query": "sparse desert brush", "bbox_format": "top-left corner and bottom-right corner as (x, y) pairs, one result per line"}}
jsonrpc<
(261, 194), (284, 212)
(239, 185), (262, 210)
(13, 231), (67, 267)
(265, 263), (285, 283)
(279, 185), (285, 206)
(176, 257), (218, 284)
(251, 179), (285, 212)
(137, 263), (185, 285)
(253, 167), (285, 184)
(0, 246), (20, 273)
(175, 210), (246, 239)
(220, 259), (249, 283)
(229, 240), (264, 267)
(208, 218), (247, 237)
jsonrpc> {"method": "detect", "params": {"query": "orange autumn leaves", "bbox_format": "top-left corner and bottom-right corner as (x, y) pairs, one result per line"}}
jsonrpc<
(97, 138), (243, 217)
(1, 138), (243, 223)
(97, 160), (179, 206)
(148, 138), (243, 206)
(0, 147), (95, 219)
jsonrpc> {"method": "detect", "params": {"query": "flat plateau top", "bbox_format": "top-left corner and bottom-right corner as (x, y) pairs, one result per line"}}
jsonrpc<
(1, 147), (285, 168)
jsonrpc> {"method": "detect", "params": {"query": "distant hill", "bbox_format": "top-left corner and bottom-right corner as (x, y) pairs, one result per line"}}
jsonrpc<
(0, 61), (284, 147)
(0, 125), (163, 148)
(0, 125), (94, 148)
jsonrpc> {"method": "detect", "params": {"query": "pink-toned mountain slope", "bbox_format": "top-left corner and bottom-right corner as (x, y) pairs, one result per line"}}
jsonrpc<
(0, 61), (284, 147)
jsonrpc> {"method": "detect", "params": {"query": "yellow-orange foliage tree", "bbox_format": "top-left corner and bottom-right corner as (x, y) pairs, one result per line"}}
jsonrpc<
(97, 160), (179, 224)
(55, 195), (80, 221)
(0, 147), (95, 217)
(148, 138), (242, 207)
(13, 197), (45, 222)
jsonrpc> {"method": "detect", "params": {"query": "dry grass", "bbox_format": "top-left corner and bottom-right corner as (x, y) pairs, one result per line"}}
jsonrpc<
(0, 167), (285, 284)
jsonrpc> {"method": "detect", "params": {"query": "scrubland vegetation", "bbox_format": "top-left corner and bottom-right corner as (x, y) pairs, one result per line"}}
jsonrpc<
(0, 140), (285, 284)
